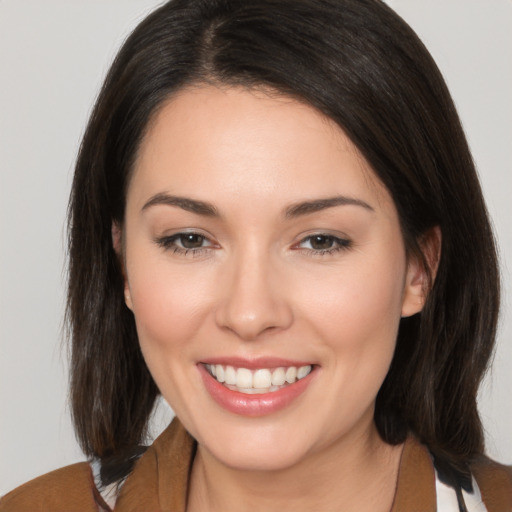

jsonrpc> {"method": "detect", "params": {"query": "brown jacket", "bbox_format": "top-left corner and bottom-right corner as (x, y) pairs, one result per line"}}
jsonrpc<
(2, 419), (511, 511)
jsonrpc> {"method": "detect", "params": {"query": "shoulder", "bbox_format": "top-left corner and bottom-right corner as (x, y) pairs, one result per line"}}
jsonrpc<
(470, 456), (512, 511)
(0, 462), (104, 512)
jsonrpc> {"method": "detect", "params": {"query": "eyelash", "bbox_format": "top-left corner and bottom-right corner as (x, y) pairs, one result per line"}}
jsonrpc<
(154, 232), (352, 257)
(295, 234), (352, 256)
(155, 233), (213, 257)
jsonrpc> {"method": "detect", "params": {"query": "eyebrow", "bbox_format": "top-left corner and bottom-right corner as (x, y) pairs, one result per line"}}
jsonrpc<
(141, 193), (374, 218)
(142, 193), (219, 216)
(284, 196), (374, 218)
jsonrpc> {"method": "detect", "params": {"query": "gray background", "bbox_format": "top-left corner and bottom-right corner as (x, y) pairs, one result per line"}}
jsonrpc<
(1, 0), (511, 495)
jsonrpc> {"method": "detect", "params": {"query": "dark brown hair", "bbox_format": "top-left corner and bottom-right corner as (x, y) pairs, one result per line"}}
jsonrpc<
(68, 0), (499, 478)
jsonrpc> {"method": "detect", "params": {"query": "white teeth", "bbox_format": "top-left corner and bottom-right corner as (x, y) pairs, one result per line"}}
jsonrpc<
(285, 366), (297, 383)
(253, 369), (272, 389)
(271, 367), (286, 386)
(224, 365), (237, 385)
(236, 368), (253, 388)
(235, 387), (267, 394)
(297, 365), (311, 379)
(215, 364), (225, 383)
(206, 363), (313, 393)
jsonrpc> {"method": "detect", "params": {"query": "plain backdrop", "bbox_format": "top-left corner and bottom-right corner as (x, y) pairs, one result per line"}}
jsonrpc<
(1, 0), (511, 495)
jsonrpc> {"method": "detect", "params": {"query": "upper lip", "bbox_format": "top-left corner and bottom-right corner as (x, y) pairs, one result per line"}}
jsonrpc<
(200, 356), (315, 370)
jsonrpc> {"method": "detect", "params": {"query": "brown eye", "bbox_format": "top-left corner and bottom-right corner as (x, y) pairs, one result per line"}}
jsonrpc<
(309, 235), (336, 250)
(179, 233), (206, 249)
(155, 232), (214, 253)
(296, 233), (351, 254)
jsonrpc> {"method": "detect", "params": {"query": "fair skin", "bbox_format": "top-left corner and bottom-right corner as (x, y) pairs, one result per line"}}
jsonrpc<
(117, 85), (429, 512)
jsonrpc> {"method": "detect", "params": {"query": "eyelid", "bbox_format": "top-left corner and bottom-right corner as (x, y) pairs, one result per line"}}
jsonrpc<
(153, 228), (352, 257)
(172, 232), (215, 248)
(154, 229), (219, 255)
(155, 227), (214, 241)
(292, 231), (352, 254)
(292, 229), (351, 244)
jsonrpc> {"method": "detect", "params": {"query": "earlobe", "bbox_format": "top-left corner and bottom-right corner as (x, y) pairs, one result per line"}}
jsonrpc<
(401, 259), (426, 318)
(111, 221), (133, 311)
(124, 287), (133, 310)
(401, 226), (442, 318)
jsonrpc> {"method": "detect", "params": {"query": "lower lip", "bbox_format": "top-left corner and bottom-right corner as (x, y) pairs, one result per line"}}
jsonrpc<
(198, 364), (316, 417)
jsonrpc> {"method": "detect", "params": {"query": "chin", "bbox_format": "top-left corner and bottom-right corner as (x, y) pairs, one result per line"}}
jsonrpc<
(212, 442), (308, 473)
(196, 420), (316, 472)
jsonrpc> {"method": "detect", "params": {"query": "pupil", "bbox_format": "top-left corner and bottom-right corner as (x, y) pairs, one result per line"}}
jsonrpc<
(181, 234), (204, 249)
(311, 235), (334, 250)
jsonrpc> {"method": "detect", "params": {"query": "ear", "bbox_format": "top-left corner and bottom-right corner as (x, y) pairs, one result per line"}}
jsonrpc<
(112, 221), (133, 310)
(401, 226), (441, 318)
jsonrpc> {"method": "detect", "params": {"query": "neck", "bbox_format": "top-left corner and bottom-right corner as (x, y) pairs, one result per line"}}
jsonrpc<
(187, 419), (404, 512)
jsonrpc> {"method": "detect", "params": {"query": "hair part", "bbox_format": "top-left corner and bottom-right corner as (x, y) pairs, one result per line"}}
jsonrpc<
(68, 0), (499, 474)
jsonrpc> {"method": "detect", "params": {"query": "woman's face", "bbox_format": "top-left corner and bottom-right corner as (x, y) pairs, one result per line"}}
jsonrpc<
(121, 85), (424, 471)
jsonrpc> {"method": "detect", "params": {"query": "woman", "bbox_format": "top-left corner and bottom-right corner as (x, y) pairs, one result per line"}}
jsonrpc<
(1, 0), (510, 510)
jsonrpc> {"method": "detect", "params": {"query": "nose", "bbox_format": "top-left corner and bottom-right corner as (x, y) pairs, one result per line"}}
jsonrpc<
(214, 247), (294, 340)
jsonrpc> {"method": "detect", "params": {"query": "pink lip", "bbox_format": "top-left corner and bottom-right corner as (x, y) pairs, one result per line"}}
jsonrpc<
(198, 363), (316, 417)
(201, 356), (314, 370)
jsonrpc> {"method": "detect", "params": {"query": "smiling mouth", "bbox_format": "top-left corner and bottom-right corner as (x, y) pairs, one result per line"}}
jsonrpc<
(204, 364), (313, 394)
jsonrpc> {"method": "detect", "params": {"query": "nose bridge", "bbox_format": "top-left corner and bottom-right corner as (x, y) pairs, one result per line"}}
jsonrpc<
(215, 240), (292, 340)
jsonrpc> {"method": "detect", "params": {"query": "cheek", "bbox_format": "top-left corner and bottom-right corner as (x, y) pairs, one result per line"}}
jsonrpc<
(295, 250), (406, 389)
(301, 261), (404, 340)
(126, 253), (214, 355)
(125, 257), (219, 412)
(294, 259), (405, 435)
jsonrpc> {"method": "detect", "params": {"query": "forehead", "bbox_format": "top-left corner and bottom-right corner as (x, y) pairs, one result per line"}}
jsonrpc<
(129, 85), (392, 213)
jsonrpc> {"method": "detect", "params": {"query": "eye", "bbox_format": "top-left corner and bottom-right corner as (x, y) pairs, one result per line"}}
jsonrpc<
(155, 231), (215, 255)
(175, 233), (209, 249)
(296, 234), (351, 254)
